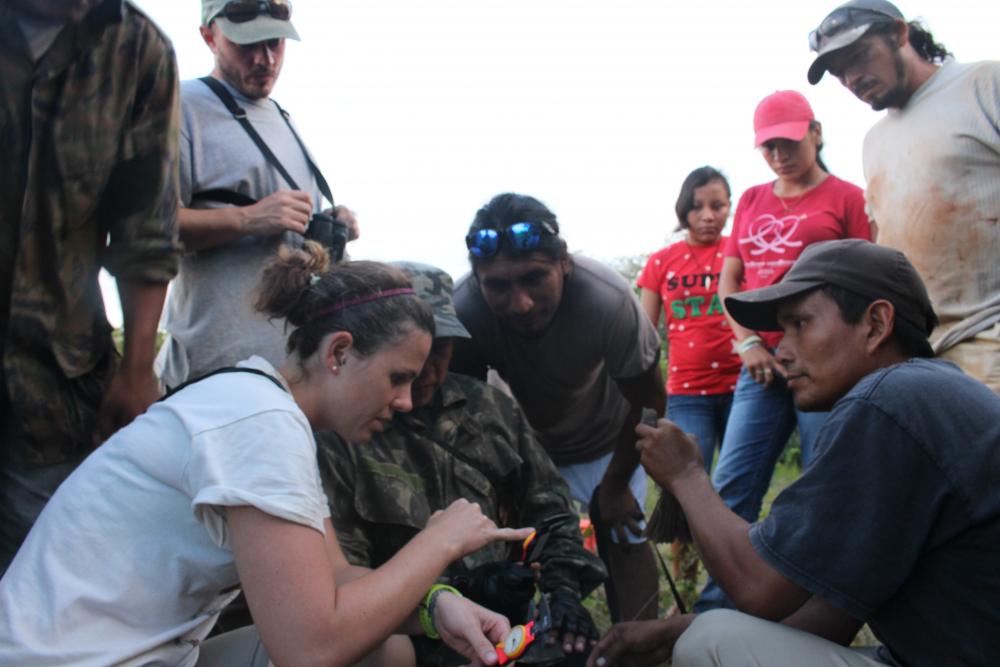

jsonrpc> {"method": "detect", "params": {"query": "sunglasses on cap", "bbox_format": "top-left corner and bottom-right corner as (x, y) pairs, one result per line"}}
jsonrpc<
(213, 0), (291, 24)
(808, 6), (894, 51)
(466, 221), (558, 258)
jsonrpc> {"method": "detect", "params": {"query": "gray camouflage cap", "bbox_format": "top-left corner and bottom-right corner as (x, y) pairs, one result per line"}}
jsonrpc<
(393, 262), (471, 339)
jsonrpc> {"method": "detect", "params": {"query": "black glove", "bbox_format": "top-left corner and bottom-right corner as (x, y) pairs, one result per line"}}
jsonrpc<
(548, 589), (598, 646)
(452, 561), (536, 621)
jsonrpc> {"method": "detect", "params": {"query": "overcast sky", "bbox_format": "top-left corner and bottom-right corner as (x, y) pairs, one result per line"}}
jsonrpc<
(102, 0), (998, 325)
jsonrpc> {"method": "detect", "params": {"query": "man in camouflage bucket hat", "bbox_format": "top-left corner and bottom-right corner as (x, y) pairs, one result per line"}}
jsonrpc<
(318, 262), (606, 666)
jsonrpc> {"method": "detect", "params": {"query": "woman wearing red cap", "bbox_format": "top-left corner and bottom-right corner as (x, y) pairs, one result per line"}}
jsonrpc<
(698, 90), (871, 611)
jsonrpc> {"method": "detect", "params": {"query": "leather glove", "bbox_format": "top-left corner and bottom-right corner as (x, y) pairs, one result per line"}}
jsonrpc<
(452, 561), (536, 621)
(548, 589), (598, 643)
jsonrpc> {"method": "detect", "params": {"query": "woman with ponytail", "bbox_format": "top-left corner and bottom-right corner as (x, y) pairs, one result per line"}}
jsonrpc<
(0, 243), (531, 667)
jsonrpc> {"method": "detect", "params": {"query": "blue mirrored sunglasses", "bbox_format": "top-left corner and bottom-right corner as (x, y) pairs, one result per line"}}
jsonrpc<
(465, 221), (557, 258)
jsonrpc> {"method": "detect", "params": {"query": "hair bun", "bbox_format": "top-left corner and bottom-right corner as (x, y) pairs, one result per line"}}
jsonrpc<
(255, 241), (331, 326)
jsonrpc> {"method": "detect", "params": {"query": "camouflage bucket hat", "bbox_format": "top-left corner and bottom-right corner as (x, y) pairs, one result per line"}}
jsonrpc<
(392, 262), (471, 339)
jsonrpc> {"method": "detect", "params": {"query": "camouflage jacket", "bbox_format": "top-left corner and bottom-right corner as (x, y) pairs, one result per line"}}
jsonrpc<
(0, 0), (181, 465)
(318, 373), (606, 664)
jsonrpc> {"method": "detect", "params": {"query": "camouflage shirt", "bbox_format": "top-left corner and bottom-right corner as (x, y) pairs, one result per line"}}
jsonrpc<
(0, 0), (181, 465)
(318, 373), (606, 665)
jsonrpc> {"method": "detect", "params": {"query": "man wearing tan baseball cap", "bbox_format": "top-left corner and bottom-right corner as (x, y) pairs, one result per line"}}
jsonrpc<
(201, 0), (299, 46)
(157, 0), (359, 391)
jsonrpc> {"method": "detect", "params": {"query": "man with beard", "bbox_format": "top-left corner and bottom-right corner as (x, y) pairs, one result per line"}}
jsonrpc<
(156, 0), (358, 387)
(451, 193), (665, 623)
(807, 0), (1000, 393)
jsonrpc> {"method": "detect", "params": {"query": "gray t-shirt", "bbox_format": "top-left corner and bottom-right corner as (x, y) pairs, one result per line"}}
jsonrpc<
(157, 78), (324, 387)
(451, 255), (661, 465)
(863, 61), (1000, 354)
(750, 359), (1000, 667)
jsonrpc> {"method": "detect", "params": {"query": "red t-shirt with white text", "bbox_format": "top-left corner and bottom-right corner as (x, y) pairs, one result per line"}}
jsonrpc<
(638, 238), (741, 395)
(724, 175), (871, 348)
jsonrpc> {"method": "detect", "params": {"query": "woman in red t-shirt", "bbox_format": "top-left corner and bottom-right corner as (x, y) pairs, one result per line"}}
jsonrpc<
(638, 166), (742, 471)
(698, 90), (871, 611)
(638, 165), (743, 599)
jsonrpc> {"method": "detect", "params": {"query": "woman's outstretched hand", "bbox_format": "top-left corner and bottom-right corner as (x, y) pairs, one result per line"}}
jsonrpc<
(425, 498), (534, 559)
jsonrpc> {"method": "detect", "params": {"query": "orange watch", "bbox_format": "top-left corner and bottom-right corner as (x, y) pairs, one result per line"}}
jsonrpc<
(495, 594), (552, 665)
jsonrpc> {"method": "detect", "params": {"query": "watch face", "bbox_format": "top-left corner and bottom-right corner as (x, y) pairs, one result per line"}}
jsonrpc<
(504, 626), (527, 657)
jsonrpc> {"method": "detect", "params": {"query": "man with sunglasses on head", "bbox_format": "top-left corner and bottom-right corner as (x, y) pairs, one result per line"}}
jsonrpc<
(0, 0), (180, 574)
(807, 0), (1000, 394)
(451, 193), (666, 624)
(157, 0), (359, 387)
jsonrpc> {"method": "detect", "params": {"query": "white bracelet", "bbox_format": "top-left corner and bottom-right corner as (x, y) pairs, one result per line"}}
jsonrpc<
(734, 335), (763, 355)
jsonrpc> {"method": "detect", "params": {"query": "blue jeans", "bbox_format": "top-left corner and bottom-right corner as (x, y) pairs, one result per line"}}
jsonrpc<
(695, 364), (829, 612)
(667, 393), (734, 472)
(0, 449), (79, 576)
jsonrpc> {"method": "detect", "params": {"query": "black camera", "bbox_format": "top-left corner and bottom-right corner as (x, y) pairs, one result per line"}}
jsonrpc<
(305, 211), (348, 263)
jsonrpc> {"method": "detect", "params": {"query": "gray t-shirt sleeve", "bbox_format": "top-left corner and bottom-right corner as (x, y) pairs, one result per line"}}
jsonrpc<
(749, 397), (950, 620)
(601, 287), (661, 379)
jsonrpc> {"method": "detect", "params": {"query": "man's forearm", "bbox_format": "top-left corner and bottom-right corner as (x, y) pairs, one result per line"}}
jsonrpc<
(781, 595), (863, 645)
(117, 280), (168, 371)
(604, 363), (667, 491)
(668, 468), (808, 619)
(601, 404), (645, 492)
(178, 206), (246, 251)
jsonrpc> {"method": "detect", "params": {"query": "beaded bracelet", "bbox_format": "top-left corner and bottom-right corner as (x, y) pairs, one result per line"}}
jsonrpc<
(418, 584), (461, 640)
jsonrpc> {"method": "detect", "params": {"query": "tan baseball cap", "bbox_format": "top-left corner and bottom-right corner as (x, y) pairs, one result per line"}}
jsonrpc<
(201, 0), (300, 45)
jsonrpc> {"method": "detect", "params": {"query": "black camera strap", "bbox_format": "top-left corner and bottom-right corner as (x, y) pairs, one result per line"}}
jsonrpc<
(197, 76), (334, 207)
(160, 366), (287, 401)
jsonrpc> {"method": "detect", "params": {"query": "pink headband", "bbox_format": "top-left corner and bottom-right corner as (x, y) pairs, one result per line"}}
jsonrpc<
(311, 287), (416, 320)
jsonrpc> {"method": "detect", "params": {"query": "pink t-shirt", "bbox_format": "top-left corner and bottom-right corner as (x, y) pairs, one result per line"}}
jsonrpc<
(725, 175), (871, 347)
(638, 238), (742, 395)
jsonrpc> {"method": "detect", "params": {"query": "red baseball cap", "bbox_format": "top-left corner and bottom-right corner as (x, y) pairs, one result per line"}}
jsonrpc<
(753, 90), (815, 148)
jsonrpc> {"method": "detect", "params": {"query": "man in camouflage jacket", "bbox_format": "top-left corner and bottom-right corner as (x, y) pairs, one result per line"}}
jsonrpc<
(319, 262), (606, 666)
(0, 0), (181, 573)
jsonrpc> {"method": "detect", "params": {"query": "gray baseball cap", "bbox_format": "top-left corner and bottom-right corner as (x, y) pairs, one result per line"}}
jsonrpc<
(393, 262), (472, 340)
(201, 0), (300, 45)
(725, 239), (937, 357)
(807, 0), (903, 84)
